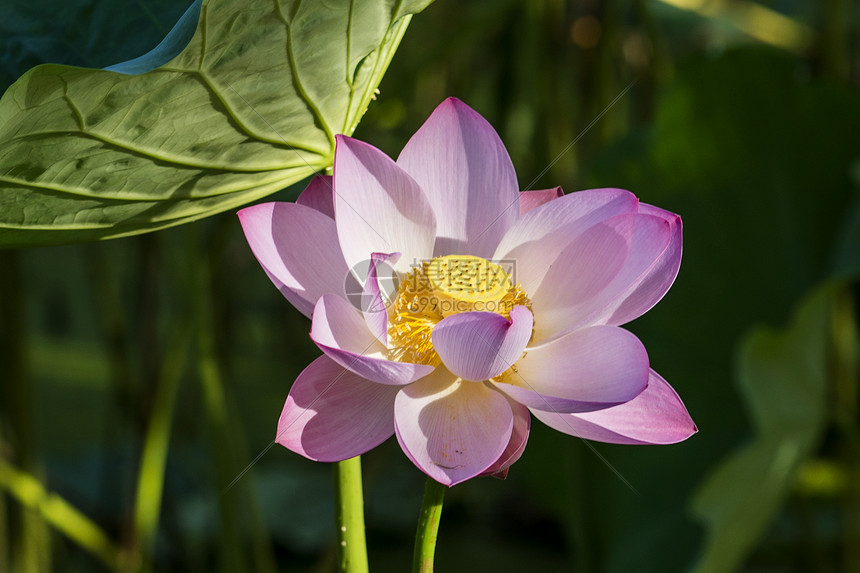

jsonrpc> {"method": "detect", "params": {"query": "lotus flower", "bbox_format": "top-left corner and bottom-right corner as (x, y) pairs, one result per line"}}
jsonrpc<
(239, 98), (696, 486)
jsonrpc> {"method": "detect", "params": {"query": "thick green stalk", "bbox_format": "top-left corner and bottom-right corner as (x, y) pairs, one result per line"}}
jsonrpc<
(412, 478), (446, 573)
(334, 457), (369, 573)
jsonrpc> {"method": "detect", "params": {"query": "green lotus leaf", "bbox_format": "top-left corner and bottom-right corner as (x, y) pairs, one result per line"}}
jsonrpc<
(690, 282), (848, 573)
(0, 0), (433, 247)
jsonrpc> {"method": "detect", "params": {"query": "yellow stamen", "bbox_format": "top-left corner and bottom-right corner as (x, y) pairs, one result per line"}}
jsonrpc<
(387, 255), (532, 365)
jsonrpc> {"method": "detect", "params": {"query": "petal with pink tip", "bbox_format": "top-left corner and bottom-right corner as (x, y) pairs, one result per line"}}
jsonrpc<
(311, 294), (434, 386)
(480, 399), (531, 477)
(432, 306), (533, 382)
(493, 188), (640, 296)
(519, 187), (564, 215)
(238, 202), (349, 318)
(296, 175), (335, 219)
(397, 98), (519, 258)
(333, 135), (436, 274)
(395, 368), (514, 486)
(531, 369), (697, 445)
(605, 204), (682, 325)
(494, 325), (649, 413)
(531, 213), (671, 343)
(276, 355), (398, 461)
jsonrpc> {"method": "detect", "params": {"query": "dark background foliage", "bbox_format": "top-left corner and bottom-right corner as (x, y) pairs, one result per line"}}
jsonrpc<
(1, 0), (859, 571)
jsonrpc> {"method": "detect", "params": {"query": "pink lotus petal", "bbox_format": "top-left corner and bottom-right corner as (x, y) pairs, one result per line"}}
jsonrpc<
(361, 252), (400, 345)
(606, 204), (682, 325)
(238, 202), (349, 318)
(296, 175), (335, 219)
(397, 98), (519, 258)
(480, 399), (531, 477)
(277, 355), (398, 461)
(519, 187), (564, 215)
(531, 213), (671, 342)
(240, 99), (694, 485)
(493, 188), (640, 296)
(432, 306), (533, 382)
(333, 135), (436, 274)
(494, 325), (649, 413)
(531, 369), (697, 445)
(394, 368), (514, 486)
(311, 294), (434, 386)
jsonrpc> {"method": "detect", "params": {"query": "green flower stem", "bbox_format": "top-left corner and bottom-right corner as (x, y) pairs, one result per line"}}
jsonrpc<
(334, 457), (369, 573)
(412, 477), (446, 573)
(0, 459), (122, 571)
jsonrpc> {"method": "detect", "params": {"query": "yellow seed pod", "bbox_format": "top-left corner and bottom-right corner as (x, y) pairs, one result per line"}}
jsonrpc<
(424, 255), (511, 304)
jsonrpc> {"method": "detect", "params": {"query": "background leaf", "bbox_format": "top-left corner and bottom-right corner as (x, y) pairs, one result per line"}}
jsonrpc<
(0, 0), (433, 247)
(690, 281), (841, 573)
(569, 46), (860, 572)
(0, 0), (191, 90)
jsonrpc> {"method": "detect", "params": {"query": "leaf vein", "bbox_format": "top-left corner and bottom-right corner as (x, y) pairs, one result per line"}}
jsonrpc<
(344, 11), (412, 136)
(145, 66), (328, 155)
(80, 130), (320, 172)
(276, 0), (337, 146)
(0, 160), (318, 202)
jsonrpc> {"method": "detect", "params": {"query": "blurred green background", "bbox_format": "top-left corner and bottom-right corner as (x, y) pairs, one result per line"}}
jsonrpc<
(1, 0), (859, 571)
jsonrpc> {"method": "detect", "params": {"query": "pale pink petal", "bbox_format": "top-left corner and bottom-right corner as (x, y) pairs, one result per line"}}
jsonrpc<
(480, 399), (530, 477)
(333, 135), (436, 274)
(394, 368), (514, 486)
(606, 204), (682, 325)
(238, 202), (349, 318)
(494, 325), (649, 413)
(531, 369), (697, 445)
(432, 306), (533, 382)
(276, 355), (398, 461)
(493, 188), (640, 296)
(361, 252), (400, 345)
(397, 98), (519, 258)
(310, 294), (434, 386)
(531, 213), (671, 343)
(519, 187), (564, 215)
(296, 175), (334, 219)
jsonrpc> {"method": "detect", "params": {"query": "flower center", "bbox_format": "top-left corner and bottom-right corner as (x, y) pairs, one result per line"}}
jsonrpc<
(387, 255), (532, 365)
